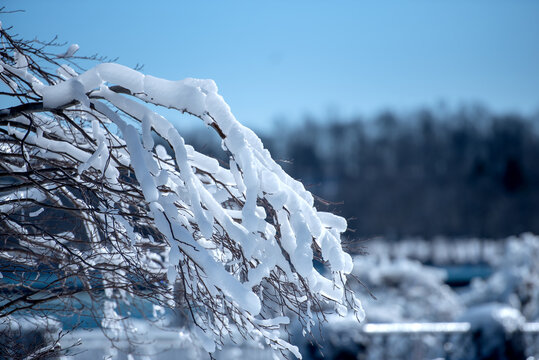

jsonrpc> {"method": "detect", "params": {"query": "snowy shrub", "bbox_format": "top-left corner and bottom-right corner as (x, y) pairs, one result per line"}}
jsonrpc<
(460, 233), (539, 321)
(351, 255), (462, 323)
(0, 23), (362, 358)
(457, 303), (526, 360)
(290, 254), (463, 360)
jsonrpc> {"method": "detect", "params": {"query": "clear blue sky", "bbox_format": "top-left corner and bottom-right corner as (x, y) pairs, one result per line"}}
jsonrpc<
(3, 1), (539, 132)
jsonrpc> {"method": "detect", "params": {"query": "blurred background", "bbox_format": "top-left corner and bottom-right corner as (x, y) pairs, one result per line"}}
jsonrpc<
(3, 1), (539, 359)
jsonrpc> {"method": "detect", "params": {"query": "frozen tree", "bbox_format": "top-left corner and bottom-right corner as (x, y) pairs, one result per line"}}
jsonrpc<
(0, 19), (363, 358)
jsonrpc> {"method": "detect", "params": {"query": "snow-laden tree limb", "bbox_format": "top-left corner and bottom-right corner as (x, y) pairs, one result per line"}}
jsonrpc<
(0, 23), (363, 358)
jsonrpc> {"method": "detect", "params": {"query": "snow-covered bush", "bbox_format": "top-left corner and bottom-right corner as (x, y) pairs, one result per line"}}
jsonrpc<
(457, 303), (526, 360)
(291, 254), (463, 359)
(0, 22), (362, 358)
(460, 233), (539, 321)
(366, 237), (505, 265)
(351, 254), (462, 323)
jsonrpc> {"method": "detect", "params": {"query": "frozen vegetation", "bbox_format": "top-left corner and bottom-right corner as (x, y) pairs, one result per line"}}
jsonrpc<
(351, 255), (462, 323)
(0, 25), (361, 359)
(460, 233), (539, 321)
(2, 17), (539, 360)
(290, 233), (539, 359)
(55, 234), (539, 358)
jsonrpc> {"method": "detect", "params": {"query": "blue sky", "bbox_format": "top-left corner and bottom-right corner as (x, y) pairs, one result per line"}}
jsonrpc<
(3, 1), (539, 132)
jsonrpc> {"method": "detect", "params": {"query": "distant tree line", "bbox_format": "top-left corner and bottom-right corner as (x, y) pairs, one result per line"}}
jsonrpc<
(185, 105), (539, 240)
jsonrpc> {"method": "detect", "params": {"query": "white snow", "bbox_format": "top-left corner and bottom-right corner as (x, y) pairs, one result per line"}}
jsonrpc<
(58, 44), (80, 58)
(42, 78), (89, 108)
(28, 208), (44, 217)
(1, 55), (360, 359)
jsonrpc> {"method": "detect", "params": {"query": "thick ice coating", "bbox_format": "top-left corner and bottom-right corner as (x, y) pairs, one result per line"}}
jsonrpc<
(27, 61), (361, 357)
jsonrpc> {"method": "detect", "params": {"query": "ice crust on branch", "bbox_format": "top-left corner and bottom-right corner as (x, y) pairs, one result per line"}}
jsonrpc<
(1, 38), (360, 358)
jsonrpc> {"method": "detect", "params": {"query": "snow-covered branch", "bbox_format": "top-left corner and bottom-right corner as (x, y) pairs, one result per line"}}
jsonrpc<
(0, 24), (363, 358)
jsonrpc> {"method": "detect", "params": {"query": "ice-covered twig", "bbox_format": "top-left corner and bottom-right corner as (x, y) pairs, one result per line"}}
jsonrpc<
(0, 25), (362, 359)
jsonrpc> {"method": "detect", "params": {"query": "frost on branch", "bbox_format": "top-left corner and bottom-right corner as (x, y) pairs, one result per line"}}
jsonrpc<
(0, 25), (362, 358)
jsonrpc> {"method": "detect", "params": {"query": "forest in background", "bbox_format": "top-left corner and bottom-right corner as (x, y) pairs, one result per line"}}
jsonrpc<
(185, 105), (539, 240)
